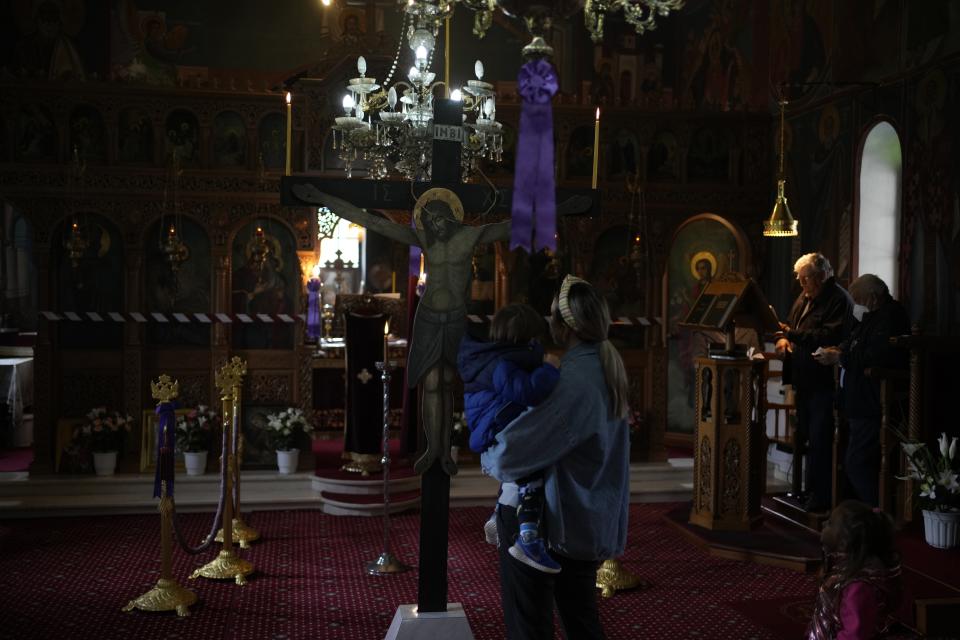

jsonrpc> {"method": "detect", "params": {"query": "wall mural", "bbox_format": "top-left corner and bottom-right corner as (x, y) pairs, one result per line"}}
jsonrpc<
(54, 213), (124, 349)
(164, 109), (199, 165)
(230, 220), (298, 350)
(647, 130), (680, 181)
(144, 217), (211, 346)
(608, 128), (639, 179)
(15, 104), (57, 162)
(665, 215), (745, 436)
(110, 1), (194, 84)
(258, 113), (285, 171)
(687, 126), (730, 182)
(69, 105), (106, 164)
(0, 0), (109, 80)
(565, 125), (595, 180)
(212, 110), (246, 168)
(589, 224), (647, 349)
(769, 0), (831, 99)
(118, 106), (154, 163)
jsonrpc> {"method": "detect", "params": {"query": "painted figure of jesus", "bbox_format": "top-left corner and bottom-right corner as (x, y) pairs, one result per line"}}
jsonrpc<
(292, 183), (510, 475)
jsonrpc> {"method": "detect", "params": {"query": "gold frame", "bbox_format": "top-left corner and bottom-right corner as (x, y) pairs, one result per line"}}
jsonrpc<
(140, 409), (190, 472)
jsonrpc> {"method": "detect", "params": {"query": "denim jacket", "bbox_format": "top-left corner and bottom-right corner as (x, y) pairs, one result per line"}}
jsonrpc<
(481, 342), (630, 561)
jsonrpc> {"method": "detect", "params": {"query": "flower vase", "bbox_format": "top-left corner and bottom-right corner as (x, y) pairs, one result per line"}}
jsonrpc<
(276, 448), (299, 475)
(922, 509), (960, 549)
(183, 451), (208, 476)
(93, 451), (118, 476)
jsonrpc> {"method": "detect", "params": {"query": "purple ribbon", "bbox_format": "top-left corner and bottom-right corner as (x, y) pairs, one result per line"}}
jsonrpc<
(154, 401), (177, 498)
(409, 214), (422, 279)
(512, 59), (559, 253)
(306, 278), (322, 339)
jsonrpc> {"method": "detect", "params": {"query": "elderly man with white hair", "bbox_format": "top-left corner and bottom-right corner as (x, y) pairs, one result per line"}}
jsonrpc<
(813, 274), (910, 506)
(775, 253), (853, 512)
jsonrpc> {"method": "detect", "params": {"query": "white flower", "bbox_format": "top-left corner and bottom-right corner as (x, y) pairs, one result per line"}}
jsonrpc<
(950, 437), (957, 461)
(939, 432), (950, 458)
(938, 470), (960, 494)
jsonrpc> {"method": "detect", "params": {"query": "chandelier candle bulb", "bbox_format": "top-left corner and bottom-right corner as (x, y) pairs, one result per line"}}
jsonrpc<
(285, 92), (292, 176)
(592, 107), (600, 189)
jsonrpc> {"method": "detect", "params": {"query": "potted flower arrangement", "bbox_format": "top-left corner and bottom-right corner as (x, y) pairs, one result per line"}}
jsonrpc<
(175, 405), (219, 476)
(72, 407), (135, 476)
(265, 407), (314, 474)
(900, 431), (960, 549)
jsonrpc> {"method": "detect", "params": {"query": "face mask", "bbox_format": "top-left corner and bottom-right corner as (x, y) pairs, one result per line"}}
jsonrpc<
(852, 304), (869, 322)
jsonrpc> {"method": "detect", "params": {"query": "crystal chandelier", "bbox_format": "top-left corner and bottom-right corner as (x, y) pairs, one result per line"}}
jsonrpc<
(325, 1), (686, 181)
(330, 52), (501, 182)
(583, 0), (685, 43)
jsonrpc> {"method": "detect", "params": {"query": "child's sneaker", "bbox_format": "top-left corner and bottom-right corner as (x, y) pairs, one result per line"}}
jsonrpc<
(508, 537), (561, 574)
(483, 514), (499, 546)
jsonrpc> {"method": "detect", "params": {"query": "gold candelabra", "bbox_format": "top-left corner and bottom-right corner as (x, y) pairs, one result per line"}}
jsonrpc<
(123, 374), (197, 616)
(162, 224), (190, 272)
(191, 357), (255, 585)
(64, 221), (89, 269)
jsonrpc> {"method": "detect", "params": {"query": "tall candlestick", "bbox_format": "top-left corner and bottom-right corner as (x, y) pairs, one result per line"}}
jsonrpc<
(591, 107), (600, 189)
(285, 92), (292, 176)
(391, 271), (396, 293)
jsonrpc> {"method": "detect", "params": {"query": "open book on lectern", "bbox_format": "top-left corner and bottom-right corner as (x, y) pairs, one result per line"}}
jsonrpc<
(679, 275), (779, 334)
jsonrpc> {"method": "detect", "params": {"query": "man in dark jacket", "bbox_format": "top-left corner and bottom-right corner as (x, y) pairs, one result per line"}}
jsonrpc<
(776, 253), (853, 512)
(813, 274), (910, 506)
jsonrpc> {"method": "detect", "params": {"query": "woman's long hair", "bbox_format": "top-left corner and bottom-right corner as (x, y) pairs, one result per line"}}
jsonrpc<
(553, 281), (629, 419)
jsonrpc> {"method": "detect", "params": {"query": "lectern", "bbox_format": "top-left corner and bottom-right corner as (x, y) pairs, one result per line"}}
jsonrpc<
(680, 274), (779, 531)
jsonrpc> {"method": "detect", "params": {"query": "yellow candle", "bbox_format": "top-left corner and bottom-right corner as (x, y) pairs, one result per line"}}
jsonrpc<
(383, 320), (390, 363)
(591, 107), (600, 189)
(285, 92), (292, 176)
(444, 16), (451, 98)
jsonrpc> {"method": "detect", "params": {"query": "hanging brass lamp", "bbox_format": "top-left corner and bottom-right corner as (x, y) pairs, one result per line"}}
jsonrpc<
(764, 97), (798, 237)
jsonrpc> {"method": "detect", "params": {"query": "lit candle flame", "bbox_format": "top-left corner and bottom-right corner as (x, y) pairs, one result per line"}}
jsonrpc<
(285, 91), (291, 105)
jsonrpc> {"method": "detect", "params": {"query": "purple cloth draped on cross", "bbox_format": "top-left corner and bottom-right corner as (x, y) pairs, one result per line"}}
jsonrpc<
(153, 401), (177, 498)
(306, 278), (322, 339)
(511, 59), (559, 253)
(409, 216), (422, 280)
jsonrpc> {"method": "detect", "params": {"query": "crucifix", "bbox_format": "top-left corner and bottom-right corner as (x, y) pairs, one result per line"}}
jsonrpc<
(282, 97), (597, 613)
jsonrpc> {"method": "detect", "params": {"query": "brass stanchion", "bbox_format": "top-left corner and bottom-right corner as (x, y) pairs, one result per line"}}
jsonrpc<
(214, 360), (260, 549)
(124, 375), (197, 616)
(366, 360), (411, 575)
(595, 558), (648, 598)
(191, 357), (254, 585)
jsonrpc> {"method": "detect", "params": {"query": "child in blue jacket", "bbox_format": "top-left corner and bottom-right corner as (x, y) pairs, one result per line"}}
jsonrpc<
(457, 303), (561, 573)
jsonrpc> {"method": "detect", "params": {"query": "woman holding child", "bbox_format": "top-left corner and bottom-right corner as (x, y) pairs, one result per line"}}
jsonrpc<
(481, 275), (631, 640)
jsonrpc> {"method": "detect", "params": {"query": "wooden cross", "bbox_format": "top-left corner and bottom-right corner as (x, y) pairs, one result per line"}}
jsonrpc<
(281, 98), (597, 613)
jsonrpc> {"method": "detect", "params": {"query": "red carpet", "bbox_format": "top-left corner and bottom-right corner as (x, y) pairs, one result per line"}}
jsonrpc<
(0, 447), (32, 472)
(0, 503), (823, 639)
